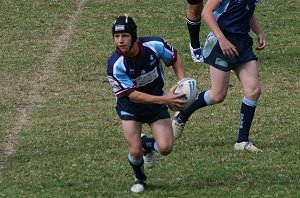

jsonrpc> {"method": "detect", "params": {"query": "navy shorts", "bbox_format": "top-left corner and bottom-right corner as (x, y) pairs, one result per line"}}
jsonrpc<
(116, 105), (170, 123)
(203, 30), (258, 72)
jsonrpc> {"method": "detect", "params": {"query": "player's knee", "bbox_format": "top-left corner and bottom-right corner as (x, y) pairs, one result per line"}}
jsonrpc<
(129, 148), (143, 159)
(210, 92), (226, 104)
(245, 85), (261, 100)
(158, 144), (173, 156)
(254, 86), (261, 98)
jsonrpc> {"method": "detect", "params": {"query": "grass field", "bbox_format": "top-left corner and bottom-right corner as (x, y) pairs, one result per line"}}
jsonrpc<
(0, 0), (299, 197)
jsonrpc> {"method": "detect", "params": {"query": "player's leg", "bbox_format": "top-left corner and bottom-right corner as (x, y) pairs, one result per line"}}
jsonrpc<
(234, 60), (262, 152)
(122, 120), (147, 192)
(140, 133), (156, 168)
(186, 0), (203, 49)
(208, 66), (231, 103)
(186, 0), (204, 62)
(236, 60), (261, 102)
(180, 66), (230, 120)
(172, 66), (230, 139)
(140, 109), (171, 167)
(149, 118), (174, 156)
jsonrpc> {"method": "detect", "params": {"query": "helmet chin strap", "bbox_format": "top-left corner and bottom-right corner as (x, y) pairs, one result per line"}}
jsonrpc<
(126, 41), (140, 57)
(129, 40), (136, 50)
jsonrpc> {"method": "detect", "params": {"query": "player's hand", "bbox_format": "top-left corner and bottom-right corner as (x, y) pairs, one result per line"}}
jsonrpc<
(255, 33), (266, 50)
(165, 86), (187, 111)
(218, 36), (239, 58)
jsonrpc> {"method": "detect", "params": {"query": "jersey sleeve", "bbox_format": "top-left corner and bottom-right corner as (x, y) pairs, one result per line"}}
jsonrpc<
(142, 37), (177, 67)
(160, 38), (178, 67)
(107, 56), (135, 98)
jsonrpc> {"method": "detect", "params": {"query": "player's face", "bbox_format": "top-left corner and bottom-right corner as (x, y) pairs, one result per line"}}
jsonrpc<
(114, 33), (132, 53)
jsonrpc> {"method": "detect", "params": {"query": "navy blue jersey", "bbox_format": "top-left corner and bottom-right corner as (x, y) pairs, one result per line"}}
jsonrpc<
(107, 37), (177, 116)
(214, 0), (261, 34)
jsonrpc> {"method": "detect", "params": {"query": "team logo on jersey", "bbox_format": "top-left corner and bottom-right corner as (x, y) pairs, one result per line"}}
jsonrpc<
(150, 54), (156, 65)
(150, 54), (155, 60)
(129, 68), (135, 75)
(132, 67), (159, 87)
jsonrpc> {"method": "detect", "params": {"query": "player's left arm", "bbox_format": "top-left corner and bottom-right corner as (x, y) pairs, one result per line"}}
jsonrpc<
(250, 14), (266, 50)
(171, 54), (185, 81)
(159, 38), (185, 80)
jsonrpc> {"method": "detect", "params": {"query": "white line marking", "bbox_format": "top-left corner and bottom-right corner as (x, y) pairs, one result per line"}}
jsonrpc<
(0, 0), (87, 172)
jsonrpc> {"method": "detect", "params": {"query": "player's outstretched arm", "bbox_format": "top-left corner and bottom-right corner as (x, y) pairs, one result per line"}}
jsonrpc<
(172, 55), (185, 80)
(250, 15), (266, 50)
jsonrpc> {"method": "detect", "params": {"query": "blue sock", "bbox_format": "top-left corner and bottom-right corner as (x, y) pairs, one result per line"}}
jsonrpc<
(141, 136), (158, 153)
(237, 97), (257, 143)
(128, 154), (147, 181)
(180, 90), (212, 121)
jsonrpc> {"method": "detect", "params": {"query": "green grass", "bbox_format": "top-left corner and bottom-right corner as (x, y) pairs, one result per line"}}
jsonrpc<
(0, 0), (299, 197)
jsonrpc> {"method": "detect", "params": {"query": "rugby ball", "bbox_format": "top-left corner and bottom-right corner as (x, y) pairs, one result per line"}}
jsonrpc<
(171, 78), (198, 111)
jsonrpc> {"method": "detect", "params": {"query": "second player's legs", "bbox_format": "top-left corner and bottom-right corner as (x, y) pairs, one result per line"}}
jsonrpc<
(186, 0), (204, 62)
(187, 2), (203, 22)
(209, 65), (231, 104)
(235, 60), (261, 101)
(233, 60), (262, 151)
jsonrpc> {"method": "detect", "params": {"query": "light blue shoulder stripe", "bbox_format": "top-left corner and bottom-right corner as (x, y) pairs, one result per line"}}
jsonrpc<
(113, 56), (133, 88)
(142, 41), (164, 59)
(143, 41), (174, 64)
(214, 0), (231, 21)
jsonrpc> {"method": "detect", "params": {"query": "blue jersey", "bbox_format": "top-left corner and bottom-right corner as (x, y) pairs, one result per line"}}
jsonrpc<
(214, 0), (261, 34)
(107, 37), (177, 117)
